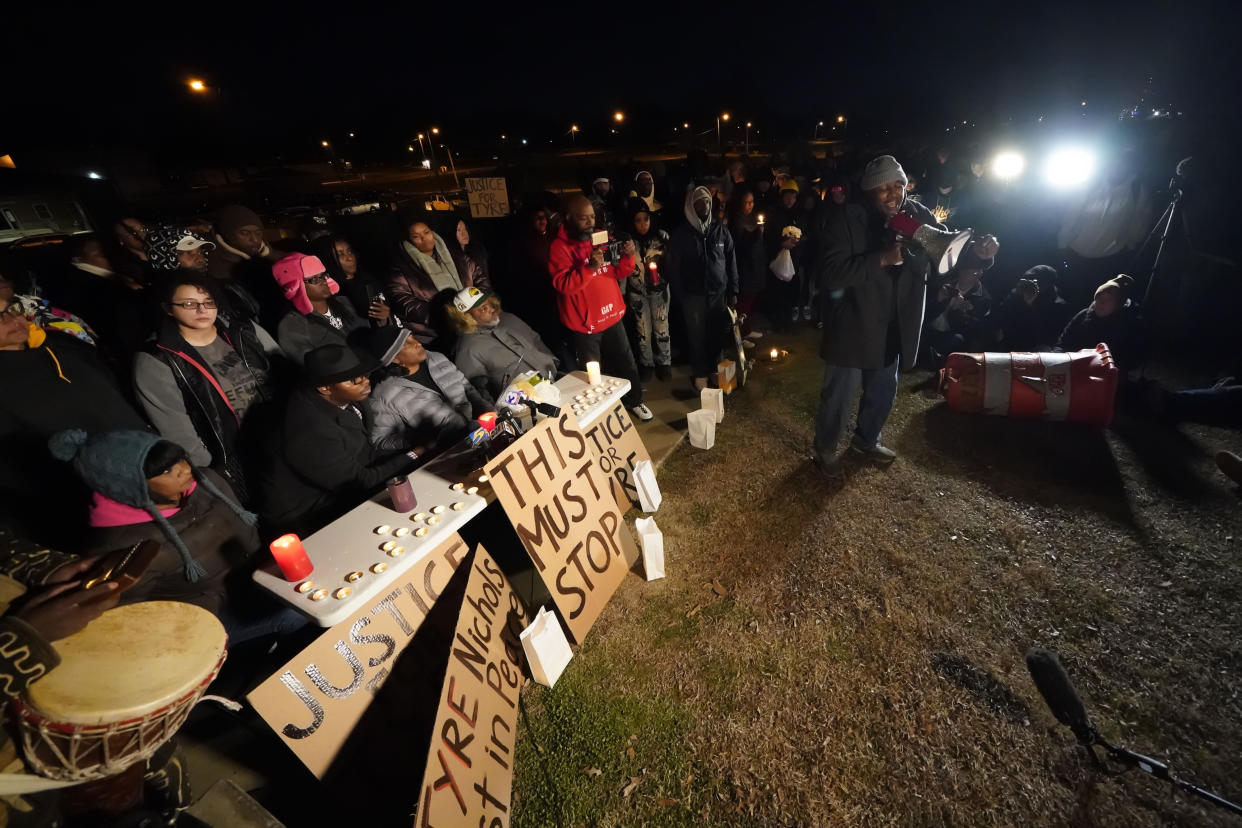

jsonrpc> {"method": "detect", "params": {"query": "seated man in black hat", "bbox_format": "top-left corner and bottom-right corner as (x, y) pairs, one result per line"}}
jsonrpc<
(256, 344), (415, 536)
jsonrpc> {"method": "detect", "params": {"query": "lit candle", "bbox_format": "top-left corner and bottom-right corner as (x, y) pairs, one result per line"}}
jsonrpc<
(477, 411), (498, 432)
(769, 347), (779, 360)
(586, 361), (601, 386)
(270, 534), (313, 581)
(757, 213), (765, 226)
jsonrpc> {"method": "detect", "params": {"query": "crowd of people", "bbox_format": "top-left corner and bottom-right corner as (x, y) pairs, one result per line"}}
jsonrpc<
(0, 137), (1233, 818)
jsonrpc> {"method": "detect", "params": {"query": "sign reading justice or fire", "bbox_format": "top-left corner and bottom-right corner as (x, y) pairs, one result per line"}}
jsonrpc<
(484, 413), (638, 642)
(582, 402), (651, 513)
(416, 545), (527, 828)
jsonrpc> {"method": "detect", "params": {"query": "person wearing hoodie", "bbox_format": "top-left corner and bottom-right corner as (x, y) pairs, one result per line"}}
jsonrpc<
(727, 186), (768, 340)
(259, 344), (416, 536)
(0, 306), (147, 545)
(628, 171), (664, 218)
(49, 428), (304, 642)
(133, 272), (284, 502)
(548, 195), (652, 421)
(273, 252), (367, 364)
(622, 203), (672, 380)
(765, 179), (810, 328)
(313, 234), (394, 328)
(665, 186), (740, 390)
(445, 287), (557, 399)
(388, 219), (490, 343)
(364, 324), (491, 452)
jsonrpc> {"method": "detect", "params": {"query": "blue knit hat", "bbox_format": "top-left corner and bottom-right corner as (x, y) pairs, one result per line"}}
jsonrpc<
(49, 429), (256, 582)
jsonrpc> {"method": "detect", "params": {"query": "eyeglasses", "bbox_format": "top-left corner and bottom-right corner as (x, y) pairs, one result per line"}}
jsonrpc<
(304, 274), (329, 285)
(170, 300), (217, 311)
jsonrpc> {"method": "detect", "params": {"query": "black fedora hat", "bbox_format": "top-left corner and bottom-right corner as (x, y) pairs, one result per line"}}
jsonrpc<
(305, 344), (378, 386)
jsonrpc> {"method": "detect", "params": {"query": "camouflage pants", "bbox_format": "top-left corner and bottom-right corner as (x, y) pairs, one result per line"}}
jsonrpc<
(628, 289), (671, 368)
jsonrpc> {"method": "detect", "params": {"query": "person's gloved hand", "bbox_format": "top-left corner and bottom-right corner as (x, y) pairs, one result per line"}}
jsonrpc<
(15, 581), (122, 642)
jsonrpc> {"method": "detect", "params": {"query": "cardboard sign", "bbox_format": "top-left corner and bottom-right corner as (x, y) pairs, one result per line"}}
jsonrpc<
(580, 402), (651, 512)
(484, 413), (638, 642)
(247, 534), (469, 778)
(415, 545), (527, 828)
(466, 177), (510, 218)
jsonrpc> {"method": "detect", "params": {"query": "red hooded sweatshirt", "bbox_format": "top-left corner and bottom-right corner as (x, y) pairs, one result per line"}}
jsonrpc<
(547, 225), (636, 334)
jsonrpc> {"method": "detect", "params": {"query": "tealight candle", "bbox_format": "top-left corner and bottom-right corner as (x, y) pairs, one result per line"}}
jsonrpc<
(270, 534), (313, 581)
(310, 589), (327, 601)
(346, 571), (363, 582)
(451, 482), (464, 491)
(426, 516), (440, 525)
(381, 540), (396, 552)
(431, 505), (446, 514)
(370, 562), (388, 573)
(586, 361), (601, 386)
(451, 501), (465, 510)
(296, 581), (315, 594)
(374, 525), (391, 535)
(333, 587), (351, 599)
(394, 527), (409, 537)
(466, 486), (478, 495)
(769, 347), (779, 360)
(414, 527), (428, 537)
(478, 474), (489, 483)
(411, 512), (426, 522)
(387, 546), (404, 557)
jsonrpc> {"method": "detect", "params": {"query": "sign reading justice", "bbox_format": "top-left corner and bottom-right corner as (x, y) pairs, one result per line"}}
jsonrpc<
(484, 413), (638, 642)
(416, 544), (527, 828)
(248, 534), (469, 778)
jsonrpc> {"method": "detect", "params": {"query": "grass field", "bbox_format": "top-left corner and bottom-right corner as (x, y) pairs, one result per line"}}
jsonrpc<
(509, 329), (1241, 826)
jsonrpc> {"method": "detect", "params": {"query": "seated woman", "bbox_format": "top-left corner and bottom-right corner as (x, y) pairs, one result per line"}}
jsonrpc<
(48, 428), (302, 642)
(448, 217), (491, 287)
(388, 219), (490, 342)
(362, 326), (491, 452)
(272, 252), (367, 364)
(445, 287), (558, 400)
(133, 271), (284, 502)
(313, 234), (395, 328)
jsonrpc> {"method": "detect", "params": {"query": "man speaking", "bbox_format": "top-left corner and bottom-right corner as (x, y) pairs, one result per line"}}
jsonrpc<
(813, 155), (995, 478)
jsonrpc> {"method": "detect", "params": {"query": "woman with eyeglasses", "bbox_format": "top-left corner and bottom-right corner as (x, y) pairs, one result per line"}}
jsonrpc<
(132, 271), (283, 502)
(271, 252), (367, 364)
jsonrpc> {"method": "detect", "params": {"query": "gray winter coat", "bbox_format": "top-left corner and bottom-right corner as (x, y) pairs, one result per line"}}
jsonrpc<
(817, 198), (943, 370)
(276, 299), (367, 365)
(453, 313), (557, 400)
(366, 352), (489, 451)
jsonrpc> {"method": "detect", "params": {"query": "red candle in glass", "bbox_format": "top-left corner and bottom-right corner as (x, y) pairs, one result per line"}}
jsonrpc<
(270, 533), (314, 581)
(477, 412), (498, 432)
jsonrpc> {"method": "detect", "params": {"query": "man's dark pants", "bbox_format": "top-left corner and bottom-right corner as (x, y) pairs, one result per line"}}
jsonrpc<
(572, 321), (643, 406)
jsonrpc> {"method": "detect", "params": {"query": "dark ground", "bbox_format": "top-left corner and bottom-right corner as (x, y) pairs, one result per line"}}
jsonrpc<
(509, 326), (1241, 826)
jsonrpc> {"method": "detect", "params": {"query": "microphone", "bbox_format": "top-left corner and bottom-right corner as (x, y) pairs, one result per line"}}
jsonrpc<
(1026, 648), (1094, 744)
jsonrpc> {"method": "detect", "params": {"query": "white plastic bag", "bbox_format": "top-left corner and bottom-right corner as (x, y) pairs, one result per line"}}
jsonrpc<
(687, 409), (716, 450)
(519, 606), (573, 688)
(770, 249), (795, 282)
(635, 516), (665, 581)
(633, 459), (662, 513)
(700, 387), (724, 423)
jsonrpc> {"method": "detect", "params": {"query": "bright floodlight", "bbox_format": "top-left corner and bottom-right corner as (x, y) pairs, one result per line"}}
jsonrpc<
(991, 151), (1025, 180)
(87, 171), (102, 180)
(1043, 147), (1097, 189)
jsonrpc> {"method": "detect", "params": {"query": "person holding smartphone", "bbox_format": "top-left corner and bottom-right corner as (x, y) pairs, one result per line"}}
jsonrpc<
(314, 234), (396, 329)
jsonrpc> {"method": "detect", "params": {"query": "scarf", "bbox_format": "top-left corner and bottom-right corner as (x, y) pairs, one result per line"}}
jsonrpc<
(214, 233), (271, 261)
(403, 235), (462, 292)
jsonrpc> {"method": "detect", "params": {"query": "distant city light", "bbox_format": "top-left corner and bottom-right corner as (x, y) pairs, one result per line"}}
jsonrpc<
(408, 145), (414, 152)
(614, 111), (625, 123)
(991, 151), (1025, 180)
(431, 127), (440, 135)
(86, 171), (102, 180)
(348, 132), (355, 137)
(683, 122), (689, 128)
(836, 115), (846, 123)
(188, 79), (206, 92)
(321, 140), (329, 147)
(521, 139), (528, 145)
(1043, 147), (1097, 189)
(421, 159), (431, 169)
(720, 112), (730, 121)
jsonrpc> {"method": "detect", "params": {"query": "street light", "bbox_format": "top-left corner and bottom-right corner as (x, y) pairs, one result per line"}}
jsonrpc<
(745, 121), (752, 154)
(431, 127), (440, 135)
(439, 143), (460, 188)
(614, 111), (625, 123)
(188, 79), (207, 93)
(814, 120), (824, 139)
(683, 122), (689, 129)
(717, 112), (730, 147)
(321, 140), (330, 148)
(570, 124), (579, 144)
(836, 115), (846, 123)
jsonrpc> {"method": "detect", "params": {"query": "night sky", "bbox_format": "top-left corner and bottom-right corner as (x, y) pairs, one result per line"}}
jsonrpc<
(3, 1), (1235, 161)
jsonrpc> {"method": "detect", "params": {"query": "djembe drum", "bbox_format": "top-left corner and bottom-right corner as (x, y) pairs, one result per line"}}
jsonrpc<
(10, 601), (227, 812)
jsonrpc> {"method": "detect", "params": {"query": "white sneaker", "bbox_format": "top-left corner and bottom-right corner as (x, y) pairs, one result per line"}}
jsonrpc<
(744, 331), (764, 340)
(630, 403), (654, 422)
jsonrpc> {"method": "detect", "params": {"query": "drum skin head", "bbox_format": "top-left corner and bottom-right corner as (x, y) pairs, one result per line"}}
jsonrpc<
(26, 602), (226, 724)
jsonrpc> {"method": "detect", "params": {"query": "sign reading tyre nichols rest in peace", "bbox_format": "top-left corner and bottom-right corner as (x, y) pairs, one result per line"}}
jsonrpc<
(415, 545), (527, 828)
(484, 413), (639, 642)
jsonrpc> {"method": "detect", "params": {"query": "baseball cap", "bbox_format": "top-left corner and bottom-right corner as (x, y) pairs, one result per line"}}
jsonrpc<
(453, 286), (488, 313)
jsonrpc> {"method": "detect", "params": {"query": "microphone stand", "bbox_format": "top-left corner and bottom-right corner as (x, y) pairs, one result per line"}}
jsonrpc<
(1075, 723), (1242, 815)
